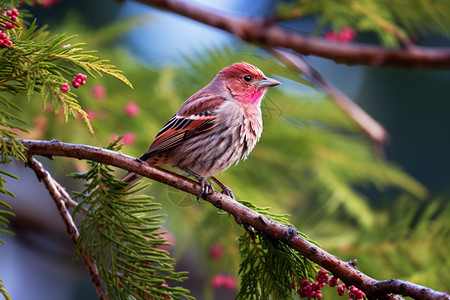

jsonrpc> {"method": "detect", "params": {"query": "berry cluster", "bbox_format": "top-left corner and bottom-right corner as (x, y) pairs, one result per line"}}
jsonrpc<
(298, 269), (329, 299)
(337, 284), (346, 296)
(295, 269), (365, 300)
(348, 285), (366, 300)
(325, 27), (356, 43)
(0, 31), (12, 47)
(0, 8), (19, 48)
(208, 243), (237, 291)
(4, 9), (19, 30)
(72, 73), (87, 88)
(329, 276), (339, 287)
(211, 274), (237, 290)
(60, 83), (70, 92)
(6, 9), (19, 21)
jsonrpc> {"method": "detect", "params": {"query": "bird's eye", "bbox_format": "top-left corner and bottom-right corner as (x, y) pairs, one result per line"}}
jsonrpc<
(243, 75), (252, 82)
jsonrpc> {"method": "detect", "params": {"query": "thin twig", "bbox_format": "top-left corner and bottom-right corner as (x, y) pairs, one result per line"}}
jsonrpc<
(24, 154), (107, 300)
(270, 48), (389, 148)
(14, 138), (449, 300)
(0, 72), (27, 86)
(134, 0), (450, 68)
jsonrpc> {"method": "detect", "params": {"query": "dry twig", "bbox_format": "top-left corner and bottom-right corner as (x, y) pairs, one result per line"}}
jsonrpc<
(24, 154), (107, 300)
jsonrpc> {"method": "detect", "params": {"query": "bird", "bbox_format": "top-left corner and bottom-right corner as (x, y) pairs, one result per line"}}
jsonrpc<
(121, 62), (280, 200)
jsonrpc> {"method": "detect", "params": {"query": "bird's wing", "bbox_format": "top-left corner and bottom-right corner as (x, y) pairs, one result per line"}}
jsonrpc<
(139, 95), (223, 161)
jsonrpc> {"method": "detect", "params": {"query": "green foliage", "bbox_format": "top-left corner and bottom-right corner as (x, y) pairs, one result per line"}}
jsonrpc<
(0, 171), (16, 245)
(0, 1), (132, 164)
(0, 4), (134, 298)
(0, 4), (447, 298)
(0, 279), (11, 300)
(356, 197), (450, 289)
(277, 0), (450, 46)
(72, 139), (193, 300)
(236, 200), (318, 300)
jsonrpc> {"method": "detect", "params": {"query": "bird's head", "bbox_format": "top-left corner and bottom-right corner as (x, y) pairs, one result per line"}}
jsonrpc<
(219, 62), (280, 105)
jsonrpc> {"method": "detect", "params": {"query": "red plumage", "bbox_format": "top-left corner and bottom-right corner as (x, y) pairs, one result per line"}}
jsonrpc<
(121, 62), (280, 199)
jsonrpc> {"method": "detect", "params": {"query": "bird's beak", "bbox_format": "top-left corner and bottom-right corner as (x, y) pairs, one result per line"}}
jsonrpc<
(259, 77), (281, 88)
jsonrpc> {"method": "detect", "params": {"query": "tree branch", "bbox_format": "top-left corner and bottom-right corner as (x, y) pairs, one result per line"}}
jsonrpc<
(24, 154), (107, 300)
(134, 0), (450, 68)
(270, 48), (389, 147)
(14, 138), (449, 300)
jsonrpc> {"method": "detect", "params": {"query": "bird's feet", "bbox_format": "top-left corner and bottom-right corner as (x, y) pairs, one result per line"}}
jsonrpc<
(182, 169), (235, 202)
(211, 176), (234, 199)
(182, 168), (214, 202)
(196, 176), (215, 203)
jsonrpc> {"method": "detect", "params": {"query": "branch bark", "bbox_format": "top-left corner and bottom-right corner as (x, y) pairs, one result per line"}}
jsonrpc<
(16, 138), (449, 300)
(134, 0), (450, 68)
(24, 154), (107, 300)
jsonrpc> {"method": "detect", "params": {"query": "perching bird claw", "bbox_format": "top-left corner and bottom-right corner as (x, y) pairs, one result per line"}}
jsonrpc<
(182, 168), (215, 202)
(196, 176), (215, 203)
(211, 176), (234, 199)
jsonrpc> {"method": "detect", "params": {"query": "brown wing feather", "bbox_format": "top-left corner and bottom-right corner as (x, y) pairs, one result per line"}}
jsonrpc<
(140, 113), (218, 161)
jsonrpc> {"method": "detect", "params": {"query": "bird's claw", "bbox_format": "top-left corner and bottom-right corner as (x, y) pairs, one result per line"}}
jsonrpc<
(220, 186), (234, 199)
(211, 176), (234, 199)
(196, 177), (215, 203)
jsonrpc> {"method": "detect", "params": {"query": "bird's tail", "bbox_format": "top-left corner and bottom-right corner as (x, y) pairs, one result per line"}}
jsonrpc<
(120, 171), (143, 185)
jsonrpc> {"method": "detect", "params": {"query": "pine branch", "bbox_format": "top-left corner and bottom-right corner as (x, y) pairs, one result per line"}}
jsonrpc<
(14, 138), (450, 300)
(70, 140), (192, 300)
(0, 279), (11, 300)
(133, 0), (450, 68)
(24, 154), (107, 300)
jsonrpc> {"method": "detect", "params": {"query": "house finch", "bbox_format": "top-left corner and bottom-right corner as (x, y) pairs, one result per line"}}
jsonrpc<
(121, 62), (280, 199)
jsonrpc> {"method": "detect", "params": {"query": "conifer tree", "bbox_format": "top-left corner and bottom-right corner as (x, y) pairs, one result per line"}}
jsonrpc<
(1, 0), (449, 299)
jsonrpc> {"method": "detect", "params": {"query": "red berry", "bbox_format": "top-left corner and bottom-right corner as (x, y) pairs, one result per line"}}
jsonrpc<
(338, 27), (356, 42)
(72, 73), (87, 87)
(209, 243), (225, 260)
(60, 83), (70, 92)
(223, 276), (237, 290)
(11, 15), (17, 21)
(161, 283), (170, 299)
(124, 101), (140, 117)
(337, 284), (346, 296)
(6, 22), (15, 29)
(85, 109), (95, 120)
(6, 10), (13, 16)
(91, 84), (106, 100)
(211, 274), (226, 289)
(325, 30), (337, 40)
(329, 277), (339, 287)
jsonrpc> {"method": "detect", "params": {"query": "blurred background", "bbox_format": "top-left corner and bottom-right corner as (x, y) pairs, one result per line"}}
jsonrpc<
(1, 0), (449, 299)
